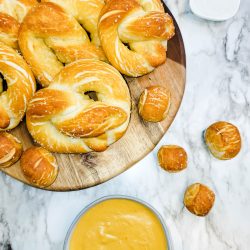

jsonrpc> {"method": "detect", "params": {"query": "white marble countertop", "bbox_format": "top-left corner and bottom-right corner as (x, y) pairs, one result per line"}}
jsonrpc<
(1, 1), (250, 249)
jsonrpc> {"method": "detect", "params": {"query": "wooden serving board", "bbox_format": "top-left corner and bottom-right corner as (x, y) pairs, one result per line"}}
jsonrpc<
(1, 5), (186, 191)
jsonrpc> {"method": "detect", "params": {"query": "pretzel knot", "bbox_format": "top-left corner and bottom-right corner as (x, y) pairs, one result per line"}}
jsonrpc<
(26, 59), (131, 153)
(0, 42), (36, 130)
(99, 0), (175, 77)
(19, 2), (106, 87)
(41, 0), (105, 46)
(0, 0), (37, 48)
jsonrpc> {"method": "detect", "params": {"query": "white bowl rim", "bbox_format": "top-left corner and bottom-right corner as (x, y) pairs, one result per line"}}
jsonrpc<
(63, 195), (173, 250)
(189, 0), (241, 21)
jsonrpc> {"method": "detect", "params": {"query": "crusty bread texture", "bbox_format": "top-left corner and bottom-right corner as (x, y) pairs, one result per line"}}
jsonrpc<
(26, 59), (131, 153)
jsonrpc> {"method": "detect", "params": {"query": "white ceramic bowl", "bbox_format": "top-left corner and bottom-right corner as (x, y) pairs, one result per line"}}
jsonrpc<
(190, 0), (240, 21)
(64, 195), (173, 250)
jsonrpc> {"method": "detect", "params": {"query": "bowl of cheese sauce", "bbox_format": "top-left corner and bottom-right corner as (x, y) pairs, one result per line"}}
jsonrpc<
(64, 196), (172, 250)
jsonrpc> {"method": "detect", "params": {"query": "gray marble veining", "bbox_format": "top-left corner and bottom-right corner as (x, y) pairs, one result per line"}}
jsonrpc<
(1, 1), (250, 249)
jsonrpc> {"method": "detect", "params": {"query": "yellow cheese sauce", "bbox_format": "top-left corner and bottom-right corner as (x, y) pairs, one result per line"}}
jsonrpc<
(69, 198), (168, 250)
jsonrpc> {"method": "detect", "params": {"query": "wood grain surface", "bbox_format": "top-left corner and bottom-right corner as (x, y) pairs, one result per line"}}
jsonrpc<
(1, 4), (186, 191)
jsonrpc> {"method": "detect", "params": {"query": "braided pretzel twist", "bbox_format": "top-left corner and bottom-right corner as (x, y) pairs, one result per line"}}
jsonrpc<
(0, 42), (36, 130)
(99, 0), (175, 76)
(42, 0), (105, 47)
(26, 59), (131, 153)
(0, 0), (37, 48)
(19, 2), (106, 87)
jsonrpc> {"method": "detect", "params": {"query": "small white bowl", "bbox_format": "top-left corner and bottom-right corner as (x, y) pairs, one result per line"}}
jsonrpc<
(64, 195), (173, 250)
(190, 0), (240, 21)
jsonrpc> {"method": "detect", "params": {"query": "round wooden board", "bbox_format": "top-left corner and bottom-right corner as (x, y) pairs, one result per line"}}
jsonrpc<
(1, 4), (186, 191)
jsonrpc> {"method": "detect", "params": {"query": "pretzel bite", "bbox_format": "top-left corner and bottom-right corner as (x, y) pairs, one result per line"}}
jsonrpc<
(20, 147), (58, 188)
(205, 121), (241, 160)
(0, 132), (22, 168)
(184, 183), (215, 216)
(139, 86), (171, 122)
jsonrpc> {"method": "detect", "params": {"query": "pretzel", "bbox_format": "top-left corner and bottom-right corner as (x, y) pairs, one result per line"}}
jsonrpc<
(21, 147), (59, 188)
(98, 0), (175, 76)
(0, 0), (37, 48)
(0, 42), (36, 130)
(26, 59), (131, 153)
(19, 2), (106, 87)
(42, 0), (105, 46)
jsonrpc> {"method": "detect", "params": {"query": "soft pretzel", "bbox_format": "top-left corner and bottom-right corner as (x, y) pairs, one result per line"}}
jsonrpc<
(98, 0), (175, 76)
(21, 147), (58, 187)
(0, 0), (37, 48)
(0, 42), (36, 130)
(138, 86), (171, 122)
(184, 183), (215, 216)
(19, 2), (106, 87)
(0, 132), (23, 168)
(205, 121), (241, 160)
(158, 145), (187, 173)
(26, 59), (131, 153)
(42, 0), (105, 46)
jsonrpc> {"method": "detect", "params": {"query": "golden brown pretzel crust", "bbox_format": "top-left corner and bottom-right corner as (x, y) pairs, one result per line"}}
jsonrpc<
(0, 42), (36, 130)
(0, 0), (37, 48)
(20, 147), (58, 188)
(138, 86), (171, 122)
(19, 2), (106, 87)
(26, 59), (131, 153)
(184, 183), (215, 216)
(99, 0), (175, 76)
(0, 132), (23, 168)
(158, 145), (187, 172)
(42, 0), (105, 46)
(205, 121), (241, 160)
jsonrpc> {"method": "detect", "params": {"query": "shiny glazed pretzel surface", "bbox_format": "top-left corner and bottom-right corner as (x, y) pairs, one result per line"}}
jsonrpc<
(99, 0), (175, 76)
(26, 59), (131, 153)
(42, 0), (105, 46)
(19, 2), (106, 87)
(0, 42), (36, 130)
(0, 0), (37, 48)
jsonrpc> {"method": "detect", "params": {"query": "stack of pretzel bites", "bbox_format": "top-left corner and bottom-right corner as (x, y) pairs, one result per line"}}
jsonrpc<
(0, 0), (175, 188)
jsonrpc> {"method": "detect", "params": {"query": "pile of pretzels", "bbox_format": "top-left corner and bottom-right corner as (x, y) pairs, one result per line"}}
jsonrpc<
(0, 0), (175, 187)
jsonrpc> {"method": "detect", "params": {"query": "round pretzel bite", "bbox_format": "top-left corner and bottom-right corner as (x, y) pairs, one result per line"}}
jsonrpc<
(0, 42), (36, 131)
(20, 147), (58, 188)
(19, 2), (106, 87)
(26, 59), (131, 153)
(138, 86), (171, 122)
(98, 0), (175, 76)
(205, 121), (241, 160)
(184, 183), (215, 216)
(0, 132), (23, 168)
(0, 0), (37, 48)
(158, 145), (187, 172)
